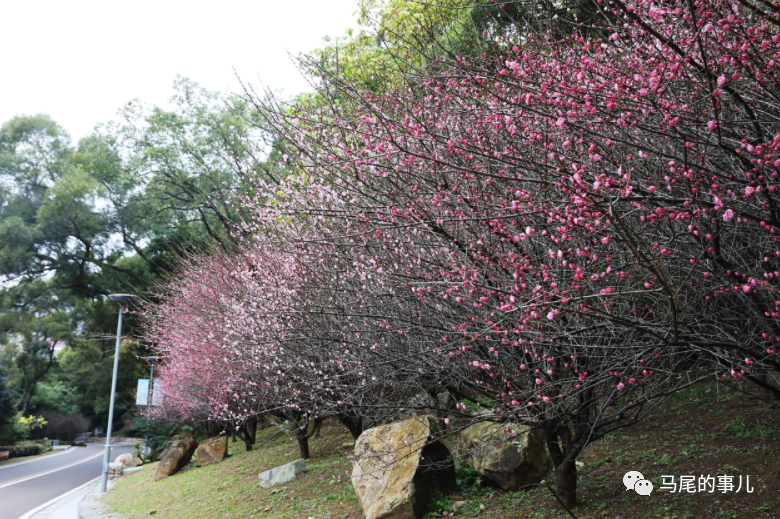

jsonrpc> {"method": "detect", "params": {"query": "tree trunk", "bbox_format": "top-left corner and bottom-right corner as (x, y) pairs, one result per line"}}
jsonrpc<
(338, 415), (363, 440)
(249, 417), (257, 444)
(297, 437), (310, 459)
(556, 459), (578, 508)
(17, 383), (36, 415)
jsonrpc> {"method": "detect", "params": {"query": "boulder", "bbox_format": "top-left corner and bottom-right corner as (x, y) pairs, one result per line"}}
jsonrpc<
(258, 458), (306, 487)
(153, 436), (198, 481)
(108, 462), (124, 479)
(196, 436), (228, 467)
(0, 451), (8, 462)
(33, 438), (52, 452)
(114, 453), (143, 468)
(457, 422), (547, 491)
(351, 415), (456, 519)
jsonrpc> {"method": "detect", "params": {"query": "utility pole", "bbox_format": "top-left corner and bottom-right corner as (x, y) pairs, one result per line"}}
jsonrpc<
(101, 294), (134, 493)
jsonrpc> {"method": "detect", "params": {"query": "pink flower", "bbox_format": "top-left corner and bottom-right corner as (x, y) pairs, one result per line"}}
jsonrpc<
(723, 209), (735, 222)
(556, 117), (566, 128)
(703, 272), (711, 278)
(444, 418), (450, 424)
(601, 237), (610, 245)
(742, 285), (751, 293)
(703, 23), (714, 32)
(535, 378), (543, 385)
(745, 186), (755, 197)
(542, 396), (550, 403)
(527, 401), (534, 406)
(547, 311), (555, 320)
(707, 120), (718, 131)
(648, 186), (656, 193)
(745, 358), (754, 365)
(717, 75), (727, 86)
(616, 382), (625, 390)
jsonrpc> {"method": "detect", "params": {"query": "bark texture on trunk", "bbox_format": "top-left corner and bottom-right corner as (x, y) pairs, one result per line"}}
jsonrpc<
(297, 437), (310, 459)
(556, 459), (578, 508)
(338, 415), (363, 440)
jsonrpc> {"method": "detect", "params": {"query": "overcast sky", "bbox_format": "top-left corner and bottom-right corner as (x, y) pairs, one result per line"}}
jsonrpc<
(0, 0), (358, 142)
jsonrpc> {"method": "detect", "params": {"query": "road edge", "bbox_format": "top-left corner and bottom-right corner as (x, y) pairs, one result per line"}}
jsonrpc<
(78, 479), (123, 519)
(17, 476), (100, 519)
(0, 447), (75, 472)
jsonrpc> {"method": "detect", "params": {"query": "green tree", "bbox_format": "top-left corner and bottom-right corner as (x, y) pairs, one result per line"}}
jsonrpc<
(0, 364), (17, 435)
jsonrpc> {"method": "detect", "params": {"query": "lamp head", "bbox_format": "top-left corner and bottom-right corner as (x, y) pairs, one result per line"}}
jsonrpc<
(108, 294), (135, 304)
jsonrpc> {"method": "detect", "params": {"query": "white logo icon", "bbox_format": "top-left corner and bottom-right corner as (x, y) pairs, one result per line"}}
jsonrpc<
(623, 470), (653, 495)
(634, 479), (654, 495)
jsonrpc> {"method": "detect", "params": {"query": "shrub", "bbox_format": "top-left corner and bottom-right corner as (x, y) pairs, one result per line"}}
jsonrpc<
(0, 444), (44, 459)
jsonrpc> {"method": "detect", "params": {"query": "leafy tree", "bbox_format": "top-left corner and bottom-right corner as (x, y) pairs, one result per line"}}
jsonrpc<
(0, 364), (17, 435)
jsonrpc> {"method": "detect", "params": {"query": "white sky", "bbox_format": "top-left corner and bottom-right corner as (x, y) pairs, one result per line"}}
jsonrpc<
(0, 0), (359, 142)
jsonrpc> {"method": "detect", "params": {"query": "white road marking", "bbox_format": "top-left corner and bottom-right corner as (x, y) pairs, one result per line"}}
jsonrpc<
(0, 447), (74, 471)
(17, 476), (100, 519)
(0, 450), (105, 490)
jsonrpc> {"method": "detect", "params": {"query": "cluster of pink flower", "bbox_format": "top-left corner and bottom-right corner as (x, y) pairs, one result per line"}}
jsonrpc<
(143, 0), (780, 505)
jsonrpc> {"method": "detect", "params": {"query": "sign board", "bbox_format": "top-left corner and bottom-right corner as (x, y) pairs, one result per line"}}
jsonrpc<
(136, 379), (163, 406)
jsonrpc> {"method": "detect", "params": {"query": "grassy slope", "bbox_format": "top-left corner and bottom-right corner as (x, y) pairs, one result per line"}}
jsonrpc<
(106, 383), (780, 519)
(106, 421), (361, 519)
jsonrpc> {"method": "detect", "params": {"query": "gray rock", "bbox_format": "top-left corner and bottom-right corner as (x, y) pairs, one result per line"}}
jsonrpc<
(458, 422), (547, 491)
(115, 452), (143, 468)
(258, 458), (305, 488)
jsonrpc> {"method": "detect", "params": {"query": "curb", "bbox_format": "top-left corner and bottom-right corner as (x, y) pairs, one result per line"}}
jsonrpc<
(77, 479), (122, 519)
(18, 476), (99, 519)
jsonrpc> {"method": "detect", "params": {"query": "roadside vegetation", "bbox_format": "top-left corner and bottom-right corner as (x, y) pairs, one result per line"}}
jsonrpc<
(106, 383), (780, 519)
(0, 449), (61, 467)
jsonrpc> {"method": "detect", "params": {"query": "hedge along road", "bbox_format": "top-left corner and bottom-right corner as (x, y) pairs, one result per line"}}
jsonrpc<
(0, 443), (134, 519)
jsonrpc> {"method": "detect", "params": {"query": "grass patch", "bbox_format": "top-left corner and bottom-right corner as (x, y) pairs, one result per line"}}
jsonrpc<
(105, 382), (780, 518)
(105, 422), (361, 519)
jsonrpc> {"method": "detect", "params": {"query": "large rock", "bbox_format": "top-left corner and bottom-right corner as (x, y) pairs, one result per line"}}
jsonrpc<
(457, 422), (547, 491)
(196, 436), (228, 467)
(114, 452), (143, 468)
(352, 415), (456, 519)
(258, 458), (306, 487)
(33, 438), (51, 452)
(153, 435), (198, 481)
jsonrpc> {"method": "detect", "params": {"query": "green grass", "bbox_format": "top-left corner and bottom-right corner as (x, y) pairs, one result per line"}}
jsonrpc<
(105, 422), (361, 519)
(105, 382), (780, 519)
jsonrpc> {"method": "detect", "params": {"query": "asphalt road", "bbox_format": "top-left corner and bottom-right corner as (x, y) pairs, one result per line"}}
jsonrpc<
(0, 443), (134, 519)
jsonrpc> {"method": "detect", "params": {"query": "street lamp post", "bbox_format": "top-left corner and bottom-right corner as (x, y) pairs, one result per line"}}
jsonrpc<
(100, 293), (135, 493)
